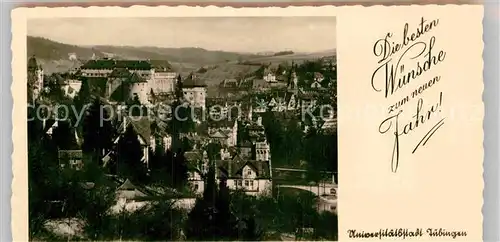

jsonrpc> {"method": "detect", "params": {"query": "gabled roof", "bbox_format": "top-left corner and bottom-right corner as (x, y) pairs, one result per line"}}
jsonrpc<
(116, 180), (148, 199)
(118, 116), (156, 145)
(209, 130), (228, 139)
(183, 74), (206, 88)
(117, 179), (137, 191)
(215, 159), (271, 179)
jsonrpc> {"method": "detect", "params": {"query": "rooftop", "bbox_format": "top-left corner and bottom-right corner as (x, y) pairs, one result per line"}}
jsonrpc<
(81, 59), (153, 70)
(183, 73), (206, 88)
(216, 158), (271, 179)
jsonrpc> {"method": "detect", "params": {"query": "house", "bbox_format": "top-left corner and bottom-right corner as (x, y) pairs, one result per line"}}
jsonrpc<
(184, 150), (209, 194)
(114, 116), (172, 167)
(112, 179), (150, 214)
(207, 119), (238, 147)
(238, 140), (254, 159)
(187, 166), (205, 195)
(263, 68), (277, 83)
(58, 150), (83, 170)
(246, 117), (266, 142)
(182, 73), (207, 109)
(61, 79), (82, 99)
(208, 130), (233, 147)
(215, 156), (272, 196)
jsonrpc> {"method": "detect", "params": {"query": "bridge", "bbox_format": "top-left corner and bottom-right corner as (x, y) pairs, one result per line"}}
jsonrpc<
(276, 183), (338, 214)
(273, 167), (336, 174)
(272, 167), (338, 184)
(277, 183), (338, 197)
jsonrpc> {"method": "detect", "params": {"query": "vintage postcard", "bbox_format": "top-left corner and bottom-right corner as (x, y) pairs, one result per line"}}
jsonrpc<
(11, 4), (483, 241)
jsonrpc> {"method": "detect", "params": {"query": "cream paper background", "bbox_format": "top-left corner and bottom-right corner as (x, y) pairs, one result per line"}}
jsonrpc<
(11, 5), (483, 241)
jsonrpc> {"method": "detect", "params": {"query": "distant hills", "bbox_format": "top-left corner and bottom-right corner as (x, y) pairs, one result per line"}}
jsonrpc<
(27, 36), (336, 76)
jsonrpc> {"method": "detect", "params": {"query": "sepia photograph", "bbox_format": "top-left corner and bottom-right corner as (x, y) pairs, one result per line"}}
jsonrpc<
(26, 16), (338, 241)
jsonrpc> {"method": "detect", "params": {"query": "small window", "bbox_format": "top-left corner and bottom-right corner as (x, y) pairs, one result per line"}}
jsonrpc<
(194, 184), (199, 190)
(244, 180), (249, 186)
(250, 180), (254, 186)
(237, 180), (242, 186)
(247, 170), (252, 176)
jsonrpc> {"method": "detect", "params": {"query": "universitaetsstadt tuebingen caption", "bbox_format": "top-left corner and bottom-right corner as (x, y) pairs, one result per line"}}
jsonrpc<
(347, 228), (467, 239)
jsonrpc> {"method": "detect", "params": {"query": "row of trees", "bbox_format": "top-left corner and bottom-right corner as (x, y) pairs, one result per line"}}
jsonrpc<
(259, 111), (338, 175)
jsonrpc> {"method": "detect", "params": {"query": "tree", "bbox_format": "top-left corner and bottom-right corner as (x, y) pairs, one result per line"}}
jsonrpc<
(115, 126), (148, 182)
(282, 118), (304, 166)
(28, 138), (56, 237)
(168, 149), (189, 189)
(82, 98), (115, 163)
(175, 74), (183, 101)
(185, 166), (218, 240)
(81, 183), (116, 240)
(261, 111), (285, 165)
(215, 177), (237, 239)
(206, 142), (222, 161)
(73, 78), (91, 115)
(52, 120), (78, 150)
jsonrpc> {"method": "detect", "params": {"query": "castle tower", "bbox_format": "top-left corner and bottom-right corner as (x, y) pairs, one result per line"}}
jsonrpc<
(28, 55), (44, 101)
(255, 140), (270, 161)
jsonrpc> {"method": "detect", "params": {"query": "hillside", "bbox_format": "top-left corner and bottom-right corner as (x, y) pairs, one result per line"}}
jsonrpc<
(195, 63), (262, 87)
(242, 50), (336, 65)
(27, 36), (106, 61)
(27, 36), (336, 78)
(94, 46), (261, 66)
(27, 36), (262, 74)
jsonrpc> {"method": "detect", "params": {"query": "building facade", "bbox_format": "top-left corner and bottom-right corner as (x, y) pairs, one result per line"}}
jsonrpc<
(182, 74), (207, 109)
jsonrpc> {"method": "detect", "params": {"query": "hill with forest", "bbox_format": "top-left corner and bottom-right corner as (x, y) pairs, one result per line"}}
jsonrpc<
(27, 36), (336, 82)
(27, 36), (262, 74)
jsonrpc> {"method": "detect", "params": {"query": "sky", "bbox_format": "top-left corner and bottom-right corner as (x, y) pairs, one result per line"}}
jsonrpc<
(28, 17), (336, 53)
